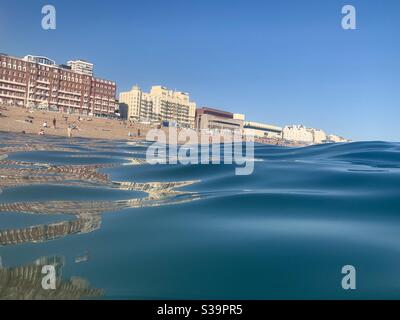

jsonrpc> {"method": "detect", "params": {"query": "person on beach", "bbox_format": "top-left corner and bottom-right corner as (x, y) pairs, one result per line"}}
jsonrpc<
(67, 125), (73, 138)
(53, 117), (56, 129)
(43, 122), (48, 128)
(67, 124), (80, 138)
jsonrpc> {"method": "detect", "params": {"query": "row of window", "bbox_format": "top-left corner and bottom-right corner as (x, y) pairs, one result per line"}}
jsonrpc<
(0, 85), (115, 103)
(1, 69), (26, 78)
(1, 61), (27, 71)
(0, 83), (25, 91)
(0, 57), (115, 87)
(0, 80), (113, 98)
(0, 90), (25, 97)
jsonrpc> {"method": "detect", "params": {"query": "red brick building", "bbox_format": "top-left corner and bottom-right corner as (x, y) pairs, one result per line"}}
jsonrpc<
(0, 53), (117, 117)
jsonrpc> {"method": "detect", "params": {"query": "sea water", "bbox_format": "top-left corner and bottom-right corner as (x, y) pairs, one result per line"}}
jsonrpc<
(1, 132), (400, 299)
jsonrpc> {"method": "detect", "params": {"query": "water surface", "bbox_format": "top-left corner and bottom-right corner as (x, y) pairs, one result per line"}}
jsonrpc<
(1, 132), (400, 299)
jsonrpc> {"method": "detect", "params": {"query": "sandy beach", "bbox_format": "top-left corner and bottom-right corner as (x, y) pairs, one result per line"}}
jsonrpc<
(0, 105), (306, 147)
(0, 105), (152, 141)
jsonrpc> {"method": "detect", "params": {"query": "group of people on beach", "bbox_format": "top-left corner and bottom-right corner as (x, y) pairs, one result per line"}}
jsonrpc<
(37, 117), (79, 138)
(38, 117), (56, 136)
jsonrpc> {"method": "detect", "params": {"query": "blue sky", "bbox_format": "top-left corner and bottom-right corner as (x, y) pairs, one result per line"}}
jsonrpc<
(1, 0), (399, 141)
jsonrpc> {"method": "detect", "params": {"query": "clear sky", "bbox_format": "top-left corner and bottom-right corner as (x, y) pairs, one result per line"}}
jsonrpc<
(1, 0), (399, 141)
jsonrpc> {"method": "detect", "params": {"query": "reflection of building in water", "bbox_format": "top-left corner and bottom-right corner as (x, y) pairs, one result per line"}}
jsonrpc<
(0, 141), (201, 246)
(0, 162), (116, 190)
(75, 252), (89, 264)
(0, 182), (200, 247)
(0, 256), (104, 299)
(0, 216), (101, 246)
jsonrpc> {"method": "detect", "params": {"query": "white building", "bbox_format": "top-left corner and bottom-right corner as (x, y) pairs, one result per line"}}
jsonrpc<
(309, 128), (327, 144)
(327, 134), (348, 143)
(233, 113), (245, 121)
(23, 55), (55, 66)
(283, 125), (337, 144)
(282, 125), (314, 143)
(67, 60), (94, 76)
(244, 121), (282, 139)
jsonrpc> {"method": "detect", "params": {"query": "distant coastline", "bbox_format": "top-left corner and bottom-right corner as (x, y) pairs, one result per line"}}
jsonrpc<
(0, 105), (310, 147)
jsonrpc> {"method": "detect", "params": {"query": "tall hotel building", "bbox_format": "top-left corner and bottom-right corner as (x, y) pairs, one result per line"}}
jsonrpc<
(119, 85), (196, 128)
(0, 53), (117, 116)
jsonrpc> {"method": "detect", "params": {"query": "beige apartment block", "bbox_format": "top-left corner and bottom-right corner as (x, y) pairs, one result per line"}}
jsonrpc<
(119, 85), (196, 128)
(119, 85), (153, 122)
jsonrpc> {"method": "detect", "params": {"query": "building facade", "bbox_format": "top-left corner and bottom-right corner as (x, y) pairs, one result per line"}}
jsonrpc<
(0, 53), (117, 116)
(195, 107), (244, 132)
(327, 134), (348, 143)
(67, 60), (94, 76)
(119, 85), (197, 128)
(310, 128), (327, 144)
(282, 125), (314, 143)
(233, 113), (245, 121)
(243, 121), (282, 139)
(282, 125), (331, 144)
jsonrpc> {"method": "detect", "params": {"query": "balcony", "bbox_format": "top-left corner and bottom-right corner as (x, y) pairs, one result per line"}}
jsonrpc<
(0, 78), (27, 86)
(0, 92), (25, 100)
(0, 85), (26, 93)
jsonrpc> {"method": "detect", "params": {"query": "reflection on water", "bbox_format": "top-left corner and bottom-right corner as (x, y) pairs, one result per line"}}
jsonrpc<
(0, 256), (104, 299)
(0, 137), (200, 246)
(0, 216), (101, 246)
(2, 133), (400, 299)
(0, 134), (201, 299)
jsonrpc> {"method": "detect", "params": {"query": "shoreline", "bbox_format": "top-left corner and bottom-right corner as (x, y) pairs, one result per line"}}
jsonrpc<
(0, 106), (308, 147)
